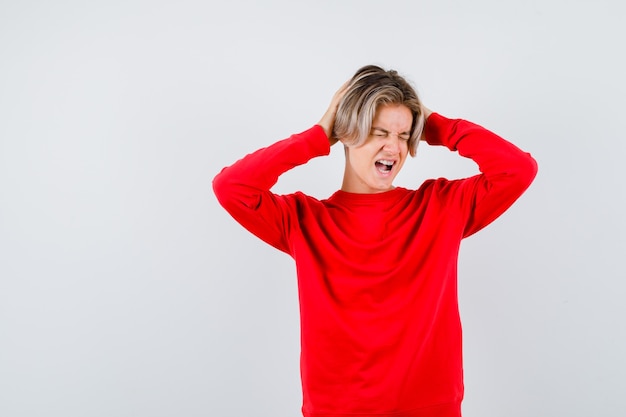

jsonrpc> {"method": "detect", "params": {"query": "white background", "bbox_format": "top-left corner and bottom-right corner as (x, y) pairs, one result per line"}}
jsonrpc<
(1, 1), (625, 416)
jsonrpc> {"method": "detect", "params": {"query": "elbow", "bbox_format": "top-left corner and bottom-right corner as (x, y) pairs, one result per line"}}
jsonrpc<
(212, 168), (261, 214)
(212, 167), (233, 210)
(511, 152), (539, 192)
(522, 152), (538, 184)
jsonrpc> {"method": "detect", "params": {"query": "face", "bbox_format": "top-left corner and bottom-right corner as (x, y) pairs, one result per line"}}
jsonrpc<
(341, 104), (413, 194)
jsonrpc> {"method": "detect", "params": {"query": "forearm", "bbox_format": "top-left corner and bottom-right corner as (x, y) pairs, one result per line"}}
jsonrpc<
(423, 113), (537, 184)
(423, 112), (538, 235)
(212, 125), (330, 252)
(213, 125), (330, 213)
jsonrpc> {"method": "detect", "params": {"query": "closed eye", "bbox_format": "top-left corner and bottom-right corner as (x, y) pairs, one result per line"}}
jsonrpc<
(371, 128), (411, 141)
(371, 128), (387, 138)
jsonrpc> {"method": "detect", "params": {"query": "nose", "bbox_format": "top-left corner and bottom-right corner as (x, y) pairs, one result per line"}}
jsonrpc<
(383, 134), (402, 154)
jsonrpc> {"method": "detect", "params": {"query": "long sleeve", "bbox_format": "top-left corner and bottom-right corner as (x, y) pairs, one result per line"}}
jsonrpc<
(423, 113), (538, 237)
(212, 125), (330, 253)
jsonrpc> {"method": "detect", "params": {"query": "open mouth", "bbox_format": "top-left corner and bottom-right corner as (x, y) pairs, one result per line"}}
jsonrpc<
(375, 159), (395, 174)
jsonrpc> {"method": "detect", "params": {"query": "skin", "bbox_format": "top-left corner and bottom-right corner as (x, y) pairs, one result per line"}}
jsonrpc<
(318, 82), (433, 194)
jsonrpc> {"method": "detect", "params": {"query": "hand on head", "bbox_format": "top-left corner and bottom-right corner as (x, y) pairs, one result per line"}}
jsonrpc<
(420, 106), (433, 141)
(318, 80), (350, 146)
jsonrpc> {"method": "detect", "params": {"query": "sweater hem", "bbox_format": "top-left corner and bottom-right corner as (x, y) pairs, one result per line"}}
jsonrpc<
(302, 401), (461, 417)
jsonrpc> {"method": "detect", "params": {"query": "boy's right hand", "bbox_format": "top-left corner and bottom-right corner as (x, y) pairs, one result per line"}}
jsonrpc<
(317, 80), (350, 146)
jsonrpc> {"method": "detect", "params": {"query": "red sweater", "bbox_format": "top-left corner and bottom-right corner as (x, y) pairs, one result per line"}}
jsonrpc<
(213, 113), (537, 417)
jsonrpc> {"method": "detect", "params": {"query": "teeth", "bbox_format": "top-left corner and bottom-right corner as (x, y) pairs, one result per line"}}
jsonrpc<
(377, 160), (394, 166)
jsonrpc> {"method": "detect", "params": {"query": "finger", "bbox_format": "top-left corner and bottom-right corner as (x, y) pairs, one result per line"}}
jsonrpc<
(328, 79), (350, 107)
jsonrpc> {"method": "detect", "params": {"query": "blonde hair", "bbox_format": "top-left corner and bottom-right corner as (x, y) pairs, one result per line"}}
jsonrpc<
(333, 65), (425, 157)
